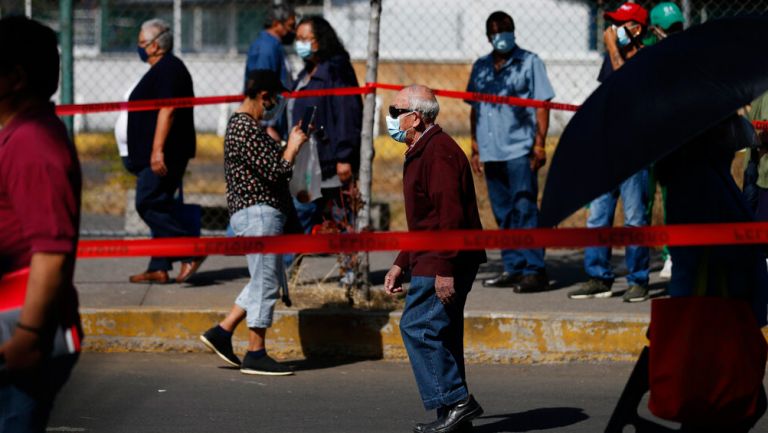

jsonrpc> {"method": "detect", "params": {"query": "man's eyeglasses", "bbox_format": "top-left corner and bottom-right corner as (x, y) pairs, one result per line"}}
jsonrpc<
(389, 106), (413, 118)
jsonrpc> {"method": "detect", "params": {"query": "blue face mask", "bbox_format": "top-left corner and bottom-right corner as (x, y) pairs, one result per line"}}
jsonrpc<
(491, 31), (516, 53)
(294, 40), (314, 59)
(262, 94), (286, 121)
(386, 113), (413, 143)
(137, 46), (149, 62)
(616, 26), (632, 47)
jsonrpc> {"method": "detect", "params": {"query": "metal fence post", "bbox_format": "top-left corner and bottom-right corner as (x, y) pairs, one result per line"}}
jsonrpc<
(356, 0), (382, 300)
(59, 0), (74, 140)
(174, 0), (182, 55)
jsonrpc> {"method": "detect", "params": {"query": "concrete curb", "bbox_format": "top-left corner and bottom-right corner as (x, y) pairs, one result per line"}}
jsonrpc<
(81, 308), (660, 363)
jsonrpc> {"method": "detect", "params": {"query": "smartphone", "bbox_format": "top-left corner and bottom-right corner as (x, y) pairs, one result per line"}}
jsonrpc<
(300, 105), (317, 135)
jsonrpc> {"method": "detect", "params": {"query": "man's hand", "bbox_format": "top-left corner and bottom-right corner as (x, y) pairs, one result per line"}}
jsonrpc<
(603, 26), (618, 49)
(384, 265), (404, 295)
(470, 140), (483, 175)
(337, 162), (353, 183)
(151, 149), (167, 176)
(470, 153), (483, 175)
(0, 327), (43, 372)
(435, 275), (455, 305)
(529, 145), (547, 171)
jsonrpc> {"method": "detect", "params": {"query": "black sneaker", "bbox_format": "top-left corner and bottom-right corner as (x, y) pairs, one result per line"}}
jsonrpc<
(622, 285), (649, 303)
(200, 326), (240, 367)
(240, 353), (294, 376)
(513, 272), (550, 293)
(567, 279), (613, 299)
(482, 272), (522, 288)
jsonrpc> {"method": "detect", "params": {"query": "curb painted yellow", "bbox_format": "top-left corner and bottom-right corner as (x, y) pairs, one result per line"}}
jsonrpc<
(80, 308), (768, 364)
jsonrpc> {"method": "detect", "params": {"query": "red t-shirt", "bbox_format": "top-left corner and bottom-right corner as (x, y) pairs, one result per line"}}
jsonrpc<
(0, 104), (82, 276)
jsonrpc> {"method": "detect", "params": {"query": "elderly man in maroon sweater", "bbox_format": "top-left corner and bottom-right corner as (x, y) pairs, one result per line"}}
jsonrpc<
(384, 85), (487, 433)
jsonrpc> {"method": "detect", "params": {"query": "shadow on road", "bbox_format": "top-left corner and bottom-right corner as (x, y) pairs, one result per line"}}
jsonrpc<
(290, 302), (395, 371)
(474, 407), (589, 432)
(180, 266), (249, 287)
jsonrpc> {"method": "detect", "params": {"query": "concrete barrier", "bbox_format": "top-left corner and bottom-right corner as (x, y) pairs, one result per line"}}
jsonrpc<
(80, 308), (656, 363)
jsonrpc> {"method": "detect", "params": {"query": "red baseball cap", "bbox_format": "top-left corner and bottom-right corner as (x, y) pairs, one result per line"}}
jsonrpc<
(604, 2), (649, 26)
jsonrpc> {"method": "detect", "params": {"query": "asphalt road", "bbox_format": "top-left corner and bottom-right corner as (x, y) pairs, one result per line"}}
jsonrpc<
(47, 353), (768, 433)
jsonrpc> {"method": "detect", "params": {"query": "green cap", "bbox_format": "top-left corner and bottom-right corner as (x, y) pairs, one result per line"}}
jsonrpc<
(650, 2), (684, 30)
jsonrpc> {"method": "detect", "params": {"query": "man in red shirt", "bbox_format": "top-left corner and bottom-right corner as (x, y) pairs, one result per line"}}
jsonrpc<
(0, 16), (82, 432)
(384, 85), (486, 433)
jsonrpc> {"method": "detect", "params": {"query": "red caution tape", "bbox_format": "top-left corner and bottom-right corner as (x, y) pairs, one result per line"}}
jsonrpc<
(54, 82), (768, 130)
(55, 87), (372, 116)
(77, 222), (768, 258)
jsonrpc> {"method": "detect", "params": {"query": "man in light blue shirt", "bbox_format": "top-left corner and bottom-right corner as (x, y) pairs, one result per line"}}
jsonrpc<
(244, 4), (296, 141)
(466, 11), (554, 293)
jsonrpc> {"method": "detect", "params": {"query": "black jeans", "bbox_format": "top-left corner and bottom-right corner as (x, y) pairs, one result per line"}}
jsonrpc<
(132, 159), (194, 271)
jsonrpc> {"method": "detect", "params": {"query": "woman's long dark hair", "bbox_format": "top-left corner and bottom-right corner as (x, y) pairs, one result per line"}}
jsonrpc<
(299, 16), (349, 63)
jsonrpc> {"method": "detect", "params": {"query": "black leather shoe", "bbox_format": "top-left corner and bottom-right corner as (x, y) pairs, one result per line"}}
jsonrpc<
(513, 272), (550, 293)
(482, 272), (521, 287)
(418, 395), (483, 433)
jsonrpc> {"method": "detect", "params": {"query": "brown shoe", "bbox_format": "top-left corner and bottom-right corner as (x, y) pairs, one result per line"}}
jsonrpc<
(176, 257), (207, 283)
(129, 270), (170, 284)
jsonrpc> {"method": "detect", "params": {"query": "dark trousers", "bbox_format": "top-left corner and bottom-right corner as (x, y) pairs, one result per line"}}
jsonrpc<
(400, 266), (478, 411)
(484, 157), (546, 276)
(0, 354), (79, 433)
(132, 159), (193, 271)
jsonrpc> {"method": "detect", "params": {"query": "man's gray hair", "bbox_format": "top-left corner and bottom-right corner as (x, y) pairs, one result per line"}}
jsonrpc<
(264, 3), (296, 28)
(142, 18), (173, 52)
(406, 84), (440, 124)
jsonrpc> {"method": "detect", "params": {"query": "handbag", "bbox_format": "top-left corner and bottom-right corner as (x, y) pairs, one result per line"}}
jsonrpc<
(648, 295), (767, 425)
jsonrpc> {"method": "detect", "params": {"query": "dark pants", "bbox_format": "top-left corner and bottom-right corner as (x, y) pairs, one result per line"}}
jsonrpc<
(131, 159), (193, 271)
(484, 157), (545, 276)
(400, 266), (478, 411)
(0, 354), (79, 433)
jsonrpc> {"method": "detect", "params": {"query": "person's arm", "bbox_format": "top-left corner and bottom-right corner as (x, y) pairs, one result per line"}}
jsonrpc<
(0, 126), (80, 371)
(426, 153), (469, 304)
(466, 63), (483, 175)
(234, 118), (306, 184)
(529, 55), (555, 171)
(424, 152), (468, 276)
(469, 107), (482, 174)
(151, 107), (174, 176)
(0, 253), (73, 370)
(604, 26), (625, 71)
(330, 64), (363, 183)
(530, 107), (549, 171)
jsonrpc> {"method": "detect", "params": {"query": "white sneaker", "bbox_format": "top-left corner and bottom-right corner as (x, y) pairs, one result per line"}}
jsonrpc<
(659, 258), (672, 279)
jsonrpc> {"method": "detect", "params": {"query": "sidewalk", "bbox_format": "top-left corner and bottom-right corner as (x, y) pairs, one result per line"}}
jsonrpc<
(76, 249), (669, 363)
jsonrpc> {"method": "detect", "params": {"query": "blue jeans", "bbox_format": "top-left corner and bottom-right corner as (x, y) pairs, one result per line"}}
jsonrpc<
(230, 204), (287, 329)
(584, 169), (650, 286)
(400, 266), (478, 411)
(484, 157), (545, 275)
(0, 353), (79, 433)
(133, 160), (195, 271)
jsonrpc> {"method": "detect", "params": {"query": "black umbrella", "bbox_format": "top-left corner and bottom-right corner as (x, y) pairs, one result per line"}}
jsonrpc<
(540, 16), (768, 227)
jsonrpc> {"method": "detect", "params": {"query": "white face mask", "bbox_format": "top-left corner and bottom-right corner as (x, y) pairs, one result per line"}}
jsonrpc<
(386, 112), (414, 143)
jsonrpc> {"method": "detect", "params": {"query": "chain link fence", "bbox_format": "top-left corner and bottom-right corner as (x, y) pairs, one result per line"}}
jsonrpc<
(0, 0), (764, 236)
